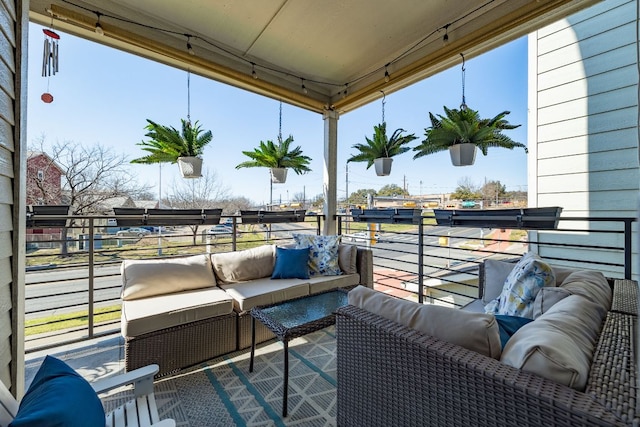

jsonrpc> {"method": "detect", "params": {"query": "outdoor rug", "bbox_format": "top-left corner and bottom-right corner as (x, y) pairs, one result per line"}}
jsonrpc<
(104, 326), (338, 427)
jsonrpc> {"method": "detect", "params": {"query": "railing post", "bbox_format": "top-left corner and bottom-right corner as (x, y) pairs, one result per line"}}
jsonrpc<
(624, 218), (633, 279)
(231, 217), (237, 252)
(88, 218), (95, 338)
(418, 220), (424, 304)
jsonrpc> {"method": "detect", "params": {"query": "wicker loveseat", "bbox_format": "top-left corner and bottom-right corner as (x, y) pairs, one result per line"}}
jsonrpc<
(121, 241), (373, 376)
(335, 260), (638, 427)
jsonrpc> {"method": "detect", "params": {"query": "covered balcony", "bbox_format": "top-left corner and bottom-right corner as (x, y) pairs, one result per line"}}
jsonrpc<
(1, 0), (638, 425)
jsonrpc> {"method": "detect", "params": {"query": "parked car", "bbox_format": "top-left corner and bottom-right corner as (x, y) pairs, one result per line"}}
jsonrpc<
(207, 225), (233, 235)
(348, 231), (380, 243)
(116, 227), (151, 238)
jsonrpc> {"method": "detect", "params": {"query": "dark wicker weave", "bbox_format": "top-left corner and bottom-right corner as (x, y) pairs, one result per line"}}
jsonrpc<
(336, 279), (638, 427)
(237, 310), (275, 350)
(611, 279), (638, 315)
(125, 312), (237, 377)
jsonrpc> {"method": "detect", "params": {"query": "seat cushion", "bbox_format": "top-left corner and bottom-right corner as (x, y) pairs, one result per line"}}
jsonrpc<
(220, 278), (310, 312)
(121, 254), (216, 300)
(349, 286), (502, 359)
(211, 245), (275, 284)
(10, 356), (105, 427)
(309, 273), (360, 294)
(500, 294), (607, 390)
(121, 287), (234, 337)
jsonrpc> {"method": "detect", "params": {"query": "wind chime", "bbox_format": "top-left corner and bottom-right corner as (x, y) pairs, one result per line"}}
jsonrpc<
(41, 25), (60, 103)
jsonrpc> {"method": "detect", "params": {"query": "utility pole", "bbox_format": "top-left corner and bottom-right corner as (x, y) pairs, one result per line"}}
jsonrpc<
(344, 163), (349, 207)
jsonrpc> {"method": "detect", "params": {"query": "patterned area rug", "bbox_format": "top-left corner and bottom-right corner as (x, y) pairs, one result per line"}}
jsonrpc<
(140, 326), (337, 427)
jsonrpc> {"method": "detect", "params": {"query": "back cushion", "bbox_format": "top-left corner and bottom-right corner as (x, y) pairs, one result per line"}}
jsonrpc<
(559, 270), (612, 311)
(211, 245), (275, 284)
(349, 286), (501, 359)
(500, 294), (607, 390)
(338, 244), (358, 274)
(121, 254), (216, 301)
(482, 259), (517, 304)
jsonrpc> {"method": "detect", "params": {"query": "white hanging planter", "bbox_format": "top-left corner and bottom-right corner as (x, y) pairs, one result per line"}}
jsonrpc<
(448, 143), (477, 166)
(177, 156), (203, 178)
(270, 167), (288, 183)
(374, 157), (393, 176)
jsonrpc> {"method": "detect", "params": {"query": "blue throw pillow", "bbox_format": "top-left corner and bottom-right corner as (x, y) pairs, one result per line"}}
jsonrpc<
(271, 246), (310, 279)
(495, 314), (534, 349)
(10, 355), (105, 427)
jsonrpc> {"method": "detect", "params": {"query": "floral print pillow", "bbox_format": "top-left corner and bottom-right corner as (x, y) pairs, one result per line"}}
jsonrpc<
(484, 252), (555, 319)
(293, 234), (343, 276)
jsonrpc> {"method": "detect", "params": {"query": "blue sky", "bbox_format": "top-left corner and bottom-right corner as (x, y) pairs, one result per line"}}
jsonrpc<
(27, 23), (529, 206)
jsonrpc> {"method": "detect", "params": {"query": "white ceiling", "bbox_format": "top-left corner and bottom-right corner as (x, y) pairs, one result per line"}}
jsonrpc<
(29, 0), (598, 114)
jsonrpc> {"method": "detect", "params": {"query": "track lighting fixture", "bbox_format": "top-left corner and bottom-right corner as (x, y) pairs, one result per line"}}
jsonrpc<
(94, 12), (104, 35)
(186, 36), (195, 56)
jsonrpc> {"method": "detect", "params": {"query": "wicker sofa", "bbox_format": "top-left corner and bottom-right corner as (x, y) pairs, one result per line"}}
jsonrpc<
(120, 242), (373, 376)
(335, 259), (638, 427)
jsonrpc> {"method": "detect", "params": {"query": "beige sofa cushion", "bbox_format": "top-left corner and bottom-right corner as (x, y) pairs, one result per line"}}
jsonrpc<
(309, 273), (360, 294)
(338, 244), (358, 274)
(532, 287), (572, 318)
(219, 278), (309, 312)
(500, 294), (607, 390)
(349, 286), (502, 359)
(121, 254), (217, 301)
(211, 245), (275, 284)
(559, 270), (612, 310)
(121, 287), (234, 337)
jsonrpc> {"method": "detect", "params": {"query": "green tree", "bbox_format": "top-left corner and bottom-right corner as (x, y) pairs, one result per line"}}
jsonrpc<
(481, 180), (507, 205)
(348, 189), (377, 206)
(377, 184), (408, 197)
(450, 177), (481, 200)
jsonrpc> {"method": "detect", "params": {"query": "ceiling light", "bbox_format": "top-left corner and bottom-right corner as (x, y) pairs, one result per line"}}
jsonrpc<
(251, 63), (258, 79)
(95, 13), (104, 35)
(186, 36), (195, 55)
(384, 66), (390, 83)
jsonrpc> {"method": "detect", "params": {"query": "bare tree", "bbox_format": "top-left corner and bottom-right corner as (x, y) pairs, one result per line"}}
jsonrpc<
(165, 169), (231, 244)
(30, 138), (151, 255)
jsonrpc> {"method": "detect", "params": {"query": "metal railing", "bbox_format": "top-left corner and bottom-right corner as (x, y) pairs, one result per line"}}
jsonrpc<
(24, 211), (636, 352)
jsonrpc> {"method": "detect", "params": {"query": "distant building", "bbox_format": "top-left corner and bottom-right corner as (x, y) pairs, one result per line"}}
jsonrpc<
(26, 151), (63, 206)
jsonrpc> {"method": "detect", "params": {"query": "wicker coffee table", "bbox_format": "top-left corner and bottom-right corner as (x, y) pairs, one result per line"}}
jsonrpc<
(249, 288), (350, 417)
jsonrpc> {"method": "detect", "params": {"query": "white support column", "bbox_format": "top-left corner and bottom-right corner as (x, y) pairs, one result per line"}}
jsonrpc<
(323, 109), (339, 235)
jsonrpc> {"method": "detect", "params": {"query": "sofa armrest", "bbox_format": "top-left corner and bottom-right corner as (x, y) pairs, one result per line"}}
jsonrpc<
(335, 305), (624, 427)
(354, 247), (373, 288)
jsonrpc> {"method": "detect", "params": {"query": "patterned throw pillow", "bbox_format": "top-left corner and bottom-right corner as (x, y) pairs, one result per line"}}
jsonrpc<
(484, 252), (555, 319)
(293, 234), (342, 276)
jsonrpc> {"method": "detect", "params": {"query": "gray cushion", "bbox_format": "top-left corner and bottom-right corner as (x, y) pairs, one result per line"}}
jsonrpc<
(482, 259), (517, 304)
(121, 254), (217, 301)
(121, 287), (234, 337)
(500, 294), (607, 390)
(349, 286), (502, 359)
(211, 245), (275, 284)
(309, 273), (360, 294)
(219, 278), (309, 311)
(338, 244), (358, 274)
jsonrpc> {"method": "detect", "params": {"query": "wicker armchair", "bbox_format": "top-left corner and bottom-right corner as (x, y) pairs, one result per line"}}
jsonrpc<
(335, 279), (638, 427)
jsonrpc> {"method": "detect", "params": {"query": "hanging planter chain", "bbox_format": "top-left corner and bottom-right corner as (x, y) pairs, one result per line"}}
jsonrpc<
(460, 52), (467, 110)
(187, 69), (191, 124)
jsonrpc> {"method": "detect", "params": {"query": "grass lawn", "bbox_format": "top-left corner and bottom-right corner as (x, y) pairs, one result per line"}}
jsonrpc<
(26, 306), (121, 336)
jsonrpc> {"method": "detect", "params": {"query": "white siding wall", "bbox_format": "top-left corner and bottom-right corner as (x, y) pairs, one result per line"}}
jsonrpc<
(528, 0), (639, 278)
(0, 0), (26, 397)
